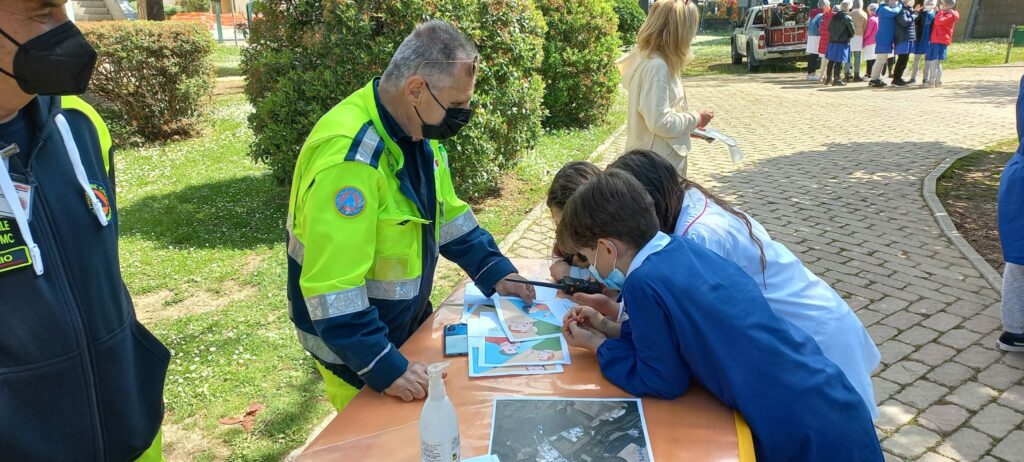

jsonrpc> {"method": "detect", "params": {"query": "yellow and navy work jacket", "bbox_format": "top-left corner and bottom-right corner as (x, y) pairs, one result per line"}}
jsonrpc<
(0, 96), (169, 460)
(286, 80), (516, 391)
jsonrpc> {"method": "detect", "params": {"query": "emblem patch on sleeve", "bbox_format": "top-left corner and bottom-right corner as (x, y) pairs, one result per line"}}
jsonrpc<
(335, 186), (366, 218)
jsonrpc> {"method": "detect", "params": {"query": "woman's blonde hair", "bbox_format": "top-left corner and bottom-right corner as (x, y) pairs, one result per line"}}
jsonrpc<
(636, 0), (700, 76)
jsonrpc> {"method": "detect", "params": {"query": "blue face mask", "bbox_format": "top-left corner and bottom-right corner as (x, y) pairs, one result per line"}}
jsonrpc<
(589, 240), (627, 291)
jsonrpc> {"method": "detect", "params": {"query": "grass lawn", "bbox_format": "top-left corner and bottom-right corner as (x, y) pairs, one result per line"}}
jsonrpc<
(212, 43), (245, 78)
(936, 138), (1018, 273)
(680, 35), (1024, 77)
(121, 87), (625, 460)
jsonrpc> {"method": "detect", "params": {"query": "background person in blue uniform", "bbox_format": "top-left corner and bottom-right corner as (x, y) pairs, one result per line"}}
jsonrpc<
(890, 0), (919, 86)
(997, 75), (1024, 352)
(909, 0), (936, 85)
(0, 1), (169, 460)
(869, 0), (902, 87)
(555, 170), (883, 462)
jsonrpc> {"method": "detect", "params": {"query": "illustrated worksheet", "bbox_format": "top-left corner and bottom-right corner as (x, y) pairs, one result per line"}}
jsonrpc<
(493, 296), (573, 342)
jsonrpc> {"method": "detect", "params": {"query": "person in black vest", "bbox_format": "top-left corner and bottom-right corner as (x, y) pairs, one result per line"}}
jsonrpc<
(0, 1), (170, 460)
(825, 1), (856, 86)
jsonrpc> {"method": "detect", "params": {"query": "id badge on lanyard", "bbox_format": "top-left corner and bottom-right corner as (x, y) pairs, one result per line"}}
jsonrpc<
(0, 167), (36, 275)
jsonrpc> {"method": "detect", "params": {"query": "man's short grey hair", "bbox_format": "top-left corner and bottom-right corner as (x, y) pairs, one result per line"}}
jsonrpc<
(818, 0), (830, 9)
(380, 20), (479, 92)
(840, 0), (852, 11)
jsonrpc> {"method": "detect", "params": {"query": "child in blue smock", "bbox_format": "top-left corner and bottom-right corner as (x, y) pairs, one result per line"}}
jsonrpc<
(909, 0), (936, 84)
(998, 75), (1024, 352)
(556, 170), (883, 462)
(869, 0), (902, 87)
(603, 149), (880, 418)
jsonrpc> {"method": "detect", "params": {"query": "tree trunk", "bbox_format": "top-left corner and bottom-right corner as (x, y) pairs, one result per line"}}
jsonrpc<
(137, 0), (165, 21)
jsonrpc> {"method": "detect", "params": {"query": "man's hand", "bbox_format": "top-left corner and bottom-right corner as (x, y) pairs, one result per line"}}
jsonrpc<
(571, 291), (621, 320)
(495, 273), (536, 303)
(563, 320), (608, 351)
(697, 109), (715, 129)
(383, 361), (429, 402)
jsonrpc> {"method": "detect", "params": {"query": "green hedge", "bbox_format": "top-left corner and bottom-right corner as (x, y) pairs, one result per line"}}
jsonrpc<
(536, 0), (620, 129)
(82, 21), (214, 143)
(612, 0), (646, 46)
(242, 0), (546, 200)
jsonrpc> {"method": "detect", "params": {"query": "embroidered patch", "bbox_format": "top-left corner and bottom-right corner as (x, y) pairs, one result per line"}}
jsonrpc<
(434, 158), (440, 171)
(335, 187), (366, 217)
(85, 183), (112, 221)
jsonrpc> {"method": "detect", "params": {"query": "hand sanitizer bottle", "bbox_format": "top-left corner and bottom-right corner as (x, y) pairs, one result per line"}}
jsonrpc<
(420, 362), (460, 462)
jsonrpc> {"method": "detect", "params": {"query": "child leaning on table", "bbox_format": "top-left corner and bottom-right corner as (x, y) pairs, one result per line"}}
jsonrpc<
(556, 170), (883, 462)
(547, 161), (601, 283)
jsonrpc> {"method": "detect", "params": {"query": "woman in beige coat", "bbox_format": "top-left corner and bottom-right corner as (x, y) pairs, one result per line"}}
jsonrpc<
(616, 0), (713, 177)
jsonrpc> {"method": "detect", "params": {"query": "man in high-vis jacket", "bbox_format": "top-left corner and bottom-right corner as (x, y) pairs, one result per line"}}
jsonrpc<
(0, 0), (169, 460)
(287, 20), (536, 409)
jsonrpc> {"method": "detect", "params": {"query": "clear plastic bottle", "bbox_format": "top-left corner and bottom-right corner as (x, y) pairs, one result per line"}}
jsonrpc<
(420, 362), (460, 462)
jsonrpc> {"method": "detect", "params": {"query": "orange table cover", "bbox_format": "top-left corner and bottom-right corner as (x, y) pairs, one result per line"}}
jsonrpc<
(299, 259), (750, 461)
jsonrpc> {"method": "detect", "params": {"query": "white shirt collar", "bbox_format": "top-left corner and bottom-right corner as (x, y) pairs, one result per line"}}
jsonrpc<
(673, 187), (708, 236)
(627, 231), (672, 277)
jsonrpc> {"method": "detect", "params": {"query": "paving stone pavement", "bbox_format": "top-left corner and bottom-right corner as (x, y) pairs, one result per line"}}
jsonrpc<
(495, 65), (1024, 461)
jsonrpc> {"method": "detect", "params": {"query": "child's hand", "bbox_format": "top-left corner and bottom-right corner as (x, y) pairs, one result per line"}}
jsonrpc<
(565, 305), (604, 330)
(550, 260), (571, 281)
(563, 320), (607, 351)
(571, 291), (621, 320)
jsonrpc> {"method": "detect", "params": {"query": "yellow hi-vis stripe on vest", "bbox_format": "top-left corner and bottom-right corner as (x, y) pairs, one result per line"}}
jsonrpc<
(60, 96), (112, 175)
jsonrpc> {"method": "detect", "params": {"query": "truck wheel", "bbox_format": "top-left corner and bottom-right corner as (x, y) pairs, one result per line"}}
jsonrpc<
(731, 40), (743, 65)
(746, 43), (760, 73)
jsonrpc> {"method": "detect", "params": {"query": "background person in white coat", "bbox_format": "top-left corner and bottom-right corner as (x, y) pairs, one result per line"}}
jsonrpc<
(617, 0), (714, 177)
(572, 150), (881, 419)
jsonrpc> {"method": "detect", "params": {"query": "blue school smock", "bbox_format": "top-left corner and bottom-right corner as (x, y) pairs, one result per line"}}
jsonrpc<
(926, 43), (949, 61)
(827, 43), (852, 63)
(597, 232), (883, 462)
(674, 188), (880, 418)
(915, 10), (935, 54)
(874, 3), (902, 54)
(999, 75), (1024, 265)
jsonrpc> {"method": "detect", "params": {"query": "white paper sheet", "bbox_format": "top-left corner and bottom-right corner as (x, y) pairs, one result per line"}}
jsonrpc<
(693, 127), (745, 163)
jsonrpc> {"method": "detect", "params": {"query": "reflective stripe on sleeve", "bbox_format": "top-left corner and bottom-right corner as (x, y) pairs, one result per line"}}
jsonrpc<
(305, 286), (370, 321)
(366, 277), (420, 301)
(439, 209), (479, 246)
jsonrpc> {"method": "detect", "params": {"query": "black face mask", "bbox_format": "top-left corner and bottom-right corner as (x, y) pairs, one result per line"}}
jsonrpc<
(0, 22), (97, 96)
(413, 82), (473, 140)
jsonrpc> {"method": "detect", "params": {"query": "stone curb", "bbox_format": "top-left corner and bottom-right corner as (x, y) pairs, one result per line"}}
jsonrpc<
(499, 123), (627, 253)
(922, 148), (1004, 293)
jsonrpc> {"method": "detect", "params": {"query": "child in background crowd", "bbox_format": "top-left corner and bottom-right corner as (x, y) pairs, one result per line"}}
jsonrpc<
(869, 0), (902, 87)
(806, 2), (826, 81)
(848, 0), (868, 82)
(909, 0), (937, 84)
(817, 2), (835, 83)
(826, 1), (857, 86)
(555, 170), (884, 462)
(863, 2), (879, 79)
(890, 0), (918, 86)
(997, 75), (1024, 352)
(926, 0), (960, 88)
